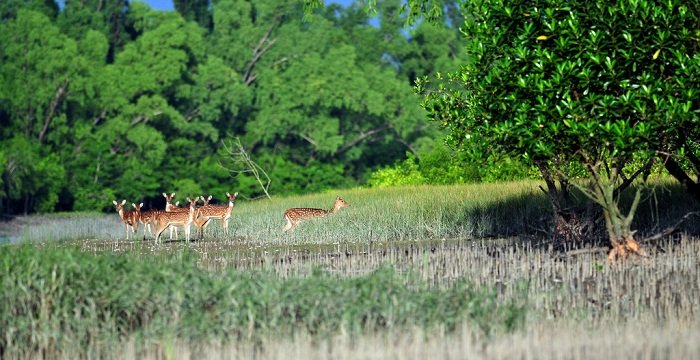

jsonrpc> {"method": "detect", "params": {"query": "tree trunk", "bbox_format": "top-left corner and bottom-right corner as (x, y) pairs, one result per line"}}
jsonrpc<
(587, 164), (647, 264)
(536, 161), (592, 249)
(662, 155), (700, 202)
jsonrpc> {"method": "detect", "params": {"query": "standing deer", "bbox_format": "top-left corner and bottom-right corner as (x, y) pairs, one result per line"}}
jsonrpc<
(139, 208), (164, 240)
(112, 200), (141, 240)
(194, 192), (238, 239)
(282, 195), (350, 232)
(154, 197), (198, 244)
(162, 192), (190, 240)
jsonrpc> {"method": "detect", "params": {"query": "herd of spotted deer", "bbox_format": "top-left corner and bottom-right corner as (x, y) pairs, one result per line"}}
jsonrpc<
(112, 193), (350, 243)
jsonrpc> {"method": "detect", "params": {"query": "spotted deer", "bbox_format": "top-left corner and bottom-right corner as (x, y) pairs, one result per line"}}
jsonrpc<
(194, 192), (238, 239)
(139, 208), (164, 240)
(112, 200), (141, 240)
(155, 197), (198, 244)
(282, 195), (349, 232)
(162, 192), (192, 240)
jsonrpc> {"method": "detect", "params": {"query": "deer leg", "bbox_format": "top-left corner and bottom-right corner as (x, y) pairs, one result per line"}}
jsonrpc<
(155, 224), (169, 244)
(282, 217), (293, 232)
(223, 217), (229, 236)
(197, 218), (208, 240)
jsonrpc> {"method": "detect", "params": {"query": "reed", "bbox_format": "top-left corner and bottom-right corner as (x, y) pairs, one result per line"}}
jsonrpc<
(2, 180), (698, 358)
(0, 245), (523, 358)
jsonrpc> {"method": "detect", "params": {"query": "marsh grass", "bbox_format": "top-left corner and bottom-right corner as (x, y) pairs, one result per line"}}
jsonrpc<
(16, 212), (126, 243)
(0, 245), (525, 358)
(9, 182), (552, 245)
(3, 180), (700, 359)
(118, 319), (700, 360)
(14, 180), (696, 246)
(5, 236), (699, 359)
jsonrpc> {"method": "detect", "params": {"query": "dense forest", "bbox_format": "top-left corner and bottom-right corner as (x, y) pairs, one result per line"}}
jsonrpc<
(0, 0), (488, 214)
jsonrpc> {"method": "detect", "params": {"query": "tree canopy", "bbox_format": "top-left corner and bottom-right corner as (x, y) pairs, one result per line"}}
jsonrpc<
(0, 0), (466, 214)
(415, 0), (699, 255)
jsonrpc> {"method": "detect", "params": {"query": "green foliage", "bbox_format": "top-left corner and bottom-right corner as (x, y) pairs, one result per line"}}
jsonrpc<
(418, 0), (698, 175)
(0, 0), (57, 21)
(0, 245), (525, 356)
(370, 145), (537, 187)
(0, 150), (5, 199)
(416, 0), (700, 242)
(370, 153), (427, 187)
(0, 0), (465, 214)
(0, 137), (66, 213)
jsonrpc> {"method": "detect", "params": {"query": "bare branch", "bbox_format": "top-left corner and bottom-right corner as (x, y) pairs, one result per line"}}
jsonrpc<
(39, 80), (69, 143)
(130, 115), (146, 126)
(93, 108), (107, 126)
(642, 211), (700, 243)
(130, 111), (163, 126)
(396, 138), (418, 157)
(334, 124), (391, 156)
(614, 157), (654, 196)
(299, 133), (318, 147)
(686, 151), (700, 179)
(185, 108), (201, 122)
(220, 138), (272, 199)
(243, 22), (279, 86)
(659, 152), (700, 201)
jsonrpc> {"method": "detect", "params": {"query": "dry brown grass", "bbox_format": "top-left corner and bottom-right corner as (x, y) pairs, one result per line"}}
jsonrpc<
(89, 235), (700, 359)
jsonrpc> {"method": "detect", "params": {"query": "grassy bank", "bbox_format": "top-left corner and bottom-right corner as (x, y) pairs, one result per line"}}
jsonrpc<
(15, 179), (698, 246)
(2, 180), (699, 358)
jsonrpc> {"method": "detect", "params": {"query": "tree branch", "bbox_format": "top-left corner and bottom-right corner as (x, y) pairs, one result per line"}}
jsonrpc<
(220, 138), (272, 199)
(130, 111), (163, 126)
(243, 22), (279, 86)
(185, 107), (201, 122)
(641, 211), (700, 243)
(334, 124), (391, 156)
(93, 108), (107, 126)
(678, 132), (700, 179)
(396, 138), (418, 157)
(39, 80), (69, 143)
(614, 156), (654, 197)
(299, 133), (318, 147)
(660, 152), (700, 202)
(686, 150), (700, 180)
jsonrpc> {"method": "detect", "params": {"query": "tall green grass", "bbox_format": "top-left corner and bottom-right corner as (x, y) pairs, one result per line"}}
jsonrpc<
(2, 180), (700, 358)
(230, 182), (551, 245)
(0, 245), (525, 358)
(15, 180), (697, 246)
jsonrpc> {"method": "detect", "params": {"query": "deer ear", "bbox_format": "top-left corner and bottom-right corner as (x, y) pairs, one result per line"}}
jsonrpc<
(226, 192), (230, 197)
(121, 199), (126, 205)
(234, 192), (238, 197)
(207, 195), (212, 200)
(113, 200), (118, 205)
(163, 193), (167, 197)
(171, 193), (175, 197)
(139, 202), (143, 207)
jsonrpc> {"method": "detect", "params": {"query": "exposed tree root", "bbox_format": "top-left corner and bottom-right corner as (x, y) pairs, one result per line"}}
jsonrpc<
(608, 237), (648, 265)
(609, 211), (700, 264)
